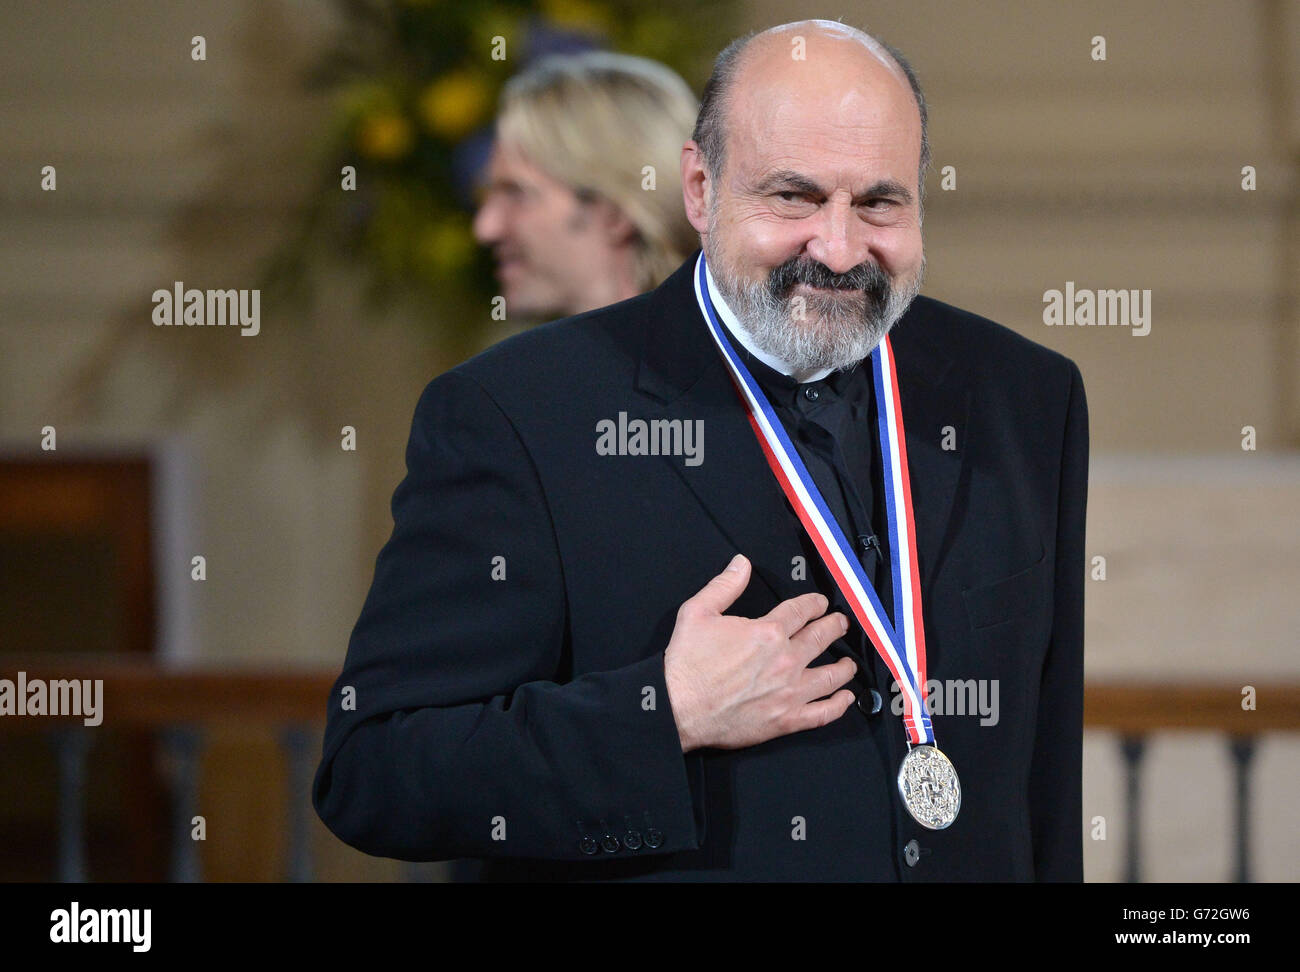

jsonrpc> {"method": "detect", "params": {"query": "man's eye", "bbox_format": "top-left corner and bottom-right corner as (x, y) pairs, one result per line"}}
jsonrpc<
(780, 193), (820, 210)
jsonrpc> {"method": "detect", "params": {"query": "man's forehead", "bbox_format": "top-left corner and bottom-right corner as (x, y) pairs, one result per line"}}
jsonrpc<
(727, 89), (921, 190)
(486, 141), (559, 187)
(756, 84), (912, 134)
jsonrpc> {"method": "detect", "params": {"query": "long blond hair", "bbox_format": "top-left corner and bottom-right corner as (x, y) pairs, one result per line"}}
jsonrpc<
(497, 51), (700, 291)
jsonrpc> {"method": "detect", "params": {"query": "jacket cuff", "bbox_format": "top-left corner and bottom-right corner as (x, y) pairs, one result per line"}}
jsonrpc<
(566, 650), (705, 859)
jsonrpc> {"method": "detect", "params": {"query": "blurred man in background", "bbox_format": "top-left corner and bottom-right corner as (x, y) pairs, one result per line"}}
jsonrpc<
(472, 50), (700, 318)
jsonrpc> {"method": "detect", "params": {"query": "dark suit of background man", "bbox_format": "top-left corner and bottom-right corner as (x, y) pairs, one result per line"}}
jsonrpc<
(313, 19), (1089, 881)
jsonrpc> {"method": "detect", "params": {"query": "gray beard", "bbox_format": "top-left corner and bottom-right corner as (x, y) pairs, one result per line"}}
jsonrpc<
(704, 238), (924, 379)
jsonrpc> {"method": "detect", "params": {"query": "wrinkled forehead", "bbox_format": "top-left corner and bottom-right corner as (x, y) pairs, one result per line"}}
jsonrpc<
(730, 86), (920, 192)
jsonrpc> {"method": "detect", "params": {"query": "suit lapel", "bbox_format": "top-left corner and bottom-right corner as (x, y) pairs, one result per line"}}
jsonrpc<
(635, 253), (970, 608)
(890, 302), (970, 595)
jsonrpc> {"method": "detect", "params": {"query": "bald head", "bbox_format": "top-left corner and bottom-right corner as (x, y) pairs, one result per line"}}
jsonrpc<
(741, 21), (914, 92)
(692, 20), (929, 199)
(678, 19), (929, 379)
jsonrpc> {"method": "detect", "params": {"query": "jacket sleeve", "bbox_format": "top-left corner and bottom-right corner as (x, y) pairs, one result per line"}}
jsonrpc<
(1029, 358), (1089, 880)
(312, 369), (703, 862)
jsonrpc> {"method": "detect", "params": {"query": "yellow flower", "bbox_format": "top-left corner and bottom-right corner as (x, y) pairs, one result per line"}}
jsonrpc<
(356, 112), (414, 160)
(417, 72), (491, 140)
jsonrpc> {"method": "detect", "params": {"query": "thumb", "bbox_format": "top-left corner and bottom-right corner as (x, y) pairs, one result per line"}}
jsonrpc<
(688, 554), (751, 615)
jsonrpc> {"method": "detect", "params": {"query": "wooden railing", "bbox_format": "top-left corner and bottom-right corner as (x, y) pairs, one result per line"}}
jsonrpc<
(2, 655), (1297, 881)
(1085, 681), (1300, 882)
(0, 656), (335, 729)
(0, 655), (334, 883)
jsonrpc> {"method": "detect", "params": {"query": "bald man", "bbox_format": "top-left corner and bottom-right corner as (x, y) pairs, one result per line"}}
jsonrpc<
(314, 20), (1088, 882)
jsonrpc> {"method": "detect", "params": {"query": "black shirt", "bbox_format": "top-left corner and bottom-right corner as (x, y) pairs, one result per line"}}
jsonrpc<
(731, 344), (895, 681)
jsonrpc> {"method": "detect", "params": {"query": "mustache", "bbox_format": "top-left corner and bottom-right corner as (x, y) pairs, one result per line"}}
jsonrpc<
(767, 258), (891, 304)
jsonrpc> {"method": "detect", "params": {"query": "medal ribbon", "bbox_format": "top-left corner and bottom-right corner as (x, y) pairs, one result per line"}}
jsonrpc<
(693, 253), (934, 745)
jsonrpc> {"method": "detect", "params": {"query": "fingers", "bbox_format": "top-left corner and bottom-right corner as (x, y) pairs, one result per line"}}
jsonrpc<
(789, 688), (857, 734)
(788, 609), (850, 664)
(681, 554), (752, 618)
(794, 654), (858, 705)
(763, 590), (832, 638)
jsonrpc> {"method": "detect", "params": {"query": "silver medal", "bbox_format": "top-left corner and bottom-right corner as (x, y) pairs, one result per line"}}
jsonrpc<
(897, 744), (961, 830)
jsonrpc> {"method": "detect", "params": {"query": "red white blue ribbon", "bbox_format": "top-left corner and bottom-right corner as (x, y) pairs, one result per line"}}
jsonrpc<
(693, 253), (934, 745)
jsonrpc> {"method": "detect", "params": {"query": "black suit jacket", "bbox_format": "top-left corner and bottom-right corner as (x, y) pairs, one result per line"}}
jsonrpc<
(312, 251), (1089, 881)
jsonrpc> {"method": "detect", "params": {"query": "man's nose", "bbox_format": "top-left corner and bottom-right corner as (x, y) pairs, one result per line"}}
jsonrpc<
(804, 197), (871, 275)
(472, 198), (503, 245)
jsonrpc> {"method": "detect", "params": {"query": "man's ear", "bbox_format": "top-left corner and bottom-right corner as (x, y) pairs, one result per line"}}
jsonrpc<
(680, 141), (711, 235)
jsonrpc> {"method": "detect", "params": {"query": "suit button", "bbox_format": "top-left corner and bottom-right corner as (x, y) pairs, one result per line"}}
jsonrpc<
(856, 688), (883, 716)
(803, 386), (820, 402)
(579, 836), (599, 855)
(645, 829), (664, 849)
(600, 833), (620, 853)
(622, 830), (643, 851)
(904, 839), (920, 867)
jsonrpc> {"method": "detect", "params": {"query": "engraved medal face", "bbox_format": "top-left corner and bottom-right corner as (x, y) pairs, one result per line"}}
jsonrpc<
(897, 744), (961, 830)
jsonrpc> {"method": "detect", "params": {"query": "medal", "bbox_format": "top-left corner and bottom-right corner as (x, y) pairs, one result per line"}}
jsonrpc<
(898, 744), (961, 830)
(693, 253), (960, 830)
